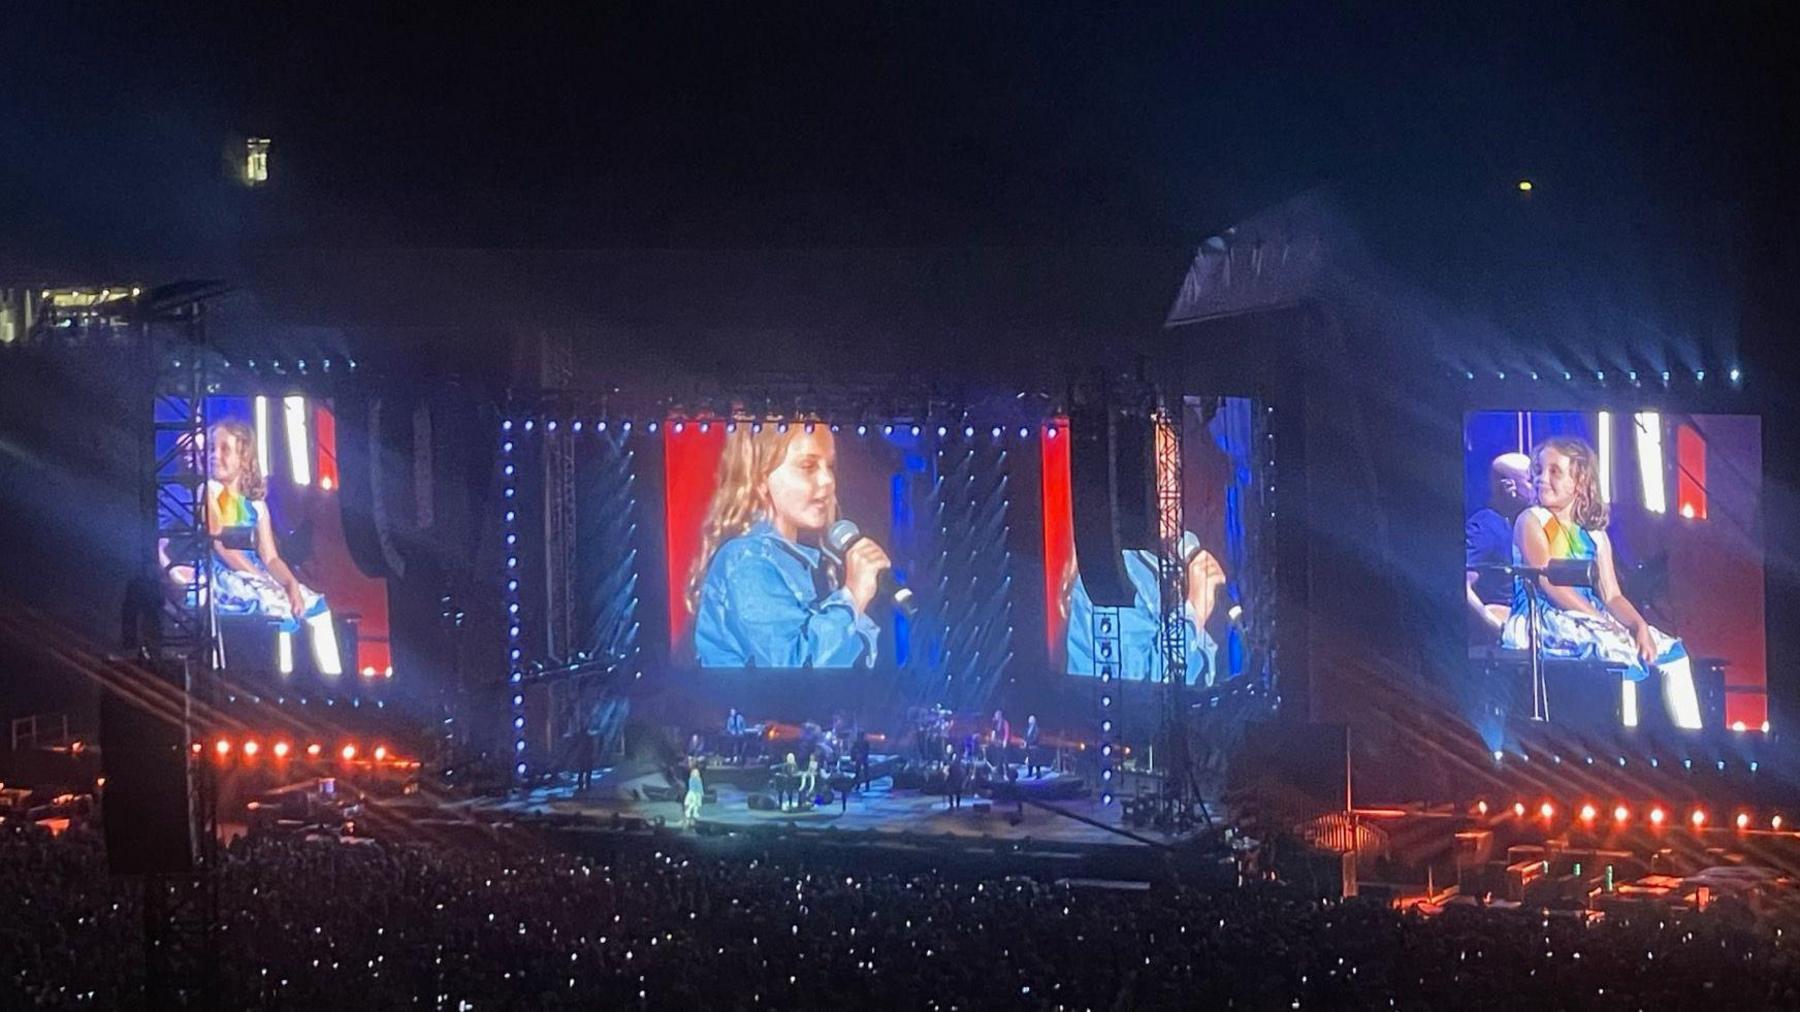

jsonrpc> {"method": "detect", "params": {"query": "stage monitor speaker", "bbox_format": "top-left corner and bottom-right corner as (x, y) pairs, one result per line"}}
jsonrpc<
(1068, 404), (1154, 607)
(747, 792), (778, 811)
(98, 687), (195, 876)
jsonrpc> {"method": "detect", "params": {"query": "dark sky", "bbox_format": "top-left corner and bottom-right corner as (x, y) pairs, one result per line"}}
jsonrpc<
(2, 2), (1788, 261)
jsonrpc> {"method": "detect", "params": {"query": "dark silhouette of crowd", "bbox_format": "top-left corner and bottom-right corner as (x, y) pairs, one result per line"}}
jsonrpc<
(4, 818), (1800, 1010)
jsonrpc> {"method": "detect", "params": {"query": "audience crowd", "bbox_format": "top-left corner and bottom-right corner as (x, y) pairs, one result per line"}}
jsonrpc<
(3, 817), (1799, 1010)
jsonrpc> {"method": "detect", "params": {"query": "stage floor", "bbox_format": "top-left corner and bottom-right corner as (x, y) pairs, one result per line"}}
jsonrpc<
(465, 767), (1200, 853)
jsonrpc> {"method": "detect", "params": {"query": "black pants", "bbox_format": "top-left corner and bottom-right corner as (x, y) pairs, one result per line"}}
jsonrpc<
(574, 734), (598, 791)
(947, 788), (962, 810)
(854, 761), (869, 791)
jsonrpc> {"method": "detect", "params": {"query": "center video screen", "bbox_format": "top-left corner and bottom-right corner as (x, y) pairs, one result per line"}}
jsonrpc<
(1041, 396), (1273, 689)
(1462, 411), (1765, 732)
(664, 422), (911, 671)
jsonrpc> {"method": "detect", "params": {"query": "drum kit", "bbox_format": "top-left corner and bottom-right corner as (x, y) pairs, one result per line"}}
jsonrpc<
(910, 704), (953, 763)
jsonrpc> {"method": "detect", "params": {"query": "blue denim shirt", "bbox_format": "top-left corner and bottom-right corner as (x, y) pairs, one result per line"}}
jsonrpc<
(693, 521), (880, 669)
(1067, 547), (1217, 685)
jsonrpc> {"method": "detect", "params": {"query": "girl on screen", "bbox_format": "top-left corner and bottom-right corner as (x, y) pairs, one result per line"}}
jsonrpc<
(1063, 541), (1227, 685)
(207, 420), (345, 675)
(1502, 435), (1702, 728)
(687, 422), (889, 668)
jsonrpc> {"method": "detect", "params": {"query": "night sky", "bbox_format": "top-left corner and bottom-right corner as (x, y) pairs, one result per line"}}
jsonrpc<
(2, 3), (1788, 262)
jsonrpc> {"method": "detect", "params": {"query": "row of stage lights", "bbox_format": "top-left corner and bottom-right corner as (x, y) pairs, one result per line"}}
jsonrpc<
(1478, 799), (1787, 833)
(1460, 367), (1743, 386)
(201, 356), (359, 374)
(1493, 745), (1767, 773)
(503, 417), (1064, 440)
(195, 738), (403, 764)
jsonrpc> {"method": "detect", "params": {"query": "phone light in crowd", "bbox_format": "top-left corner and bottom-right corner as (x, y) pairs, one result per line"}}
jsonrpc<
(1613, 805), (1630, 825)
(242, 740), (260, 758)
(341, 744), (357, 761)
(1633, 413), (1665, 513)
(1517, 179), (1533, 192)
(190, 742), (203, 755)
(1595, 411), (1613, 504)
(1579, 803), (1597, 824)
(1475, 801), (1488, 815)
(214, 738), (232, 756)
(1650, 806), (1666, 827)
(307, 743), (322, 757)
(273, 741), (290, 758)
(284, 396), (312, 485)
(1512, 802), (1527, 818)
(253, 396), (272, 476)
(1690, 809), (1707, 828)
(1730, 367), (1741, 384)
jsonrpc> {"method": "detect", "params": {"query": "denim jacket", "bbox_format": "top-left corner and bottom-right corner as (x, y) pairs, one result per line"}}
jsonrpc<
(694, 521), (879, 668)
(1067, 546), (1218, 685)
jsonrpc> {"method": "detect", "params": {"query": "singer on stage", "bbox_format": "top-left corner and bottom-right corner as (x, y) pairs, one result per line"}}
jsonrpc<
(689, 423), (892, 668)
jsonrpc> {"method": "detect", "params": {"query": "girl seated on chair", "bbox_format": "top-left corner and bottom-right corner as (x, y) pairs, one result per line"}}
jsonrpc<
(207, 420), (344, 676)
(1502, 435), (1701, 729)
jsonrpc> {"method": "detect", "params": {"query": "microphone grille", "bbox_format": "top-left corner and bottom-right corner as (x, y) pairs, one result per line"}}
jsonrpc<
(825, 519), (861, 555)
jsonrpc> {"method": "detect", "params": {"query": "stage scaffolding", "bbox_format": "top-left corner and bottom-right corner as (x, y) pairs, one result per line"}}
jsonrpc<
(139, 282), (230, 1009)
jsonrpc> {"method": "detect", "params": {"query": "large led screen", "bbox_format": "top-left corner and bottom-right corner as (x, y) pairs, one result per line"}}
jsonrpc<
(1041, 397), (1273, 689)
(1463, 411), (1764, 730)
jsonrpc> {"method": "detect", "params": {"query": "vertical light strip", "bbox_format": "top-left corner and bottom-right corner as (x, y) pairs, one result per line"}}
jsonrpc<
(253, 396), (272, 478)
(502, 416), (525, 783)
(284, 396), (312, 486)
(276, 631), (294, 675)
(1596, 412), (1613, 504)
(1633, 412), (1666, 514)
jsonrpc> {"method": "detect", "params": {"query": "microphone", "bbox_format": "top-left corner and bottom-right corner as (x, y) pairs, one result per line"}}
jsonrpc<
(1177, 530), (1203, 565)
(1179, 531), (1245, 631)
(825, 519), (917, 616)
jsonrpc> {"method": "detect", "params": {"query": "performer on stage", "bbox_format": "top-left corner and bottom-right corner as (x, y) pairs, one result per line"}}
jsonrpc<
(206, 419), (344, 675)
(1502, 436), (1703, 729)
(574, 690), (605, 792)
(682, 762), (704, 829)
(851, 731), (871, 793)
(945, 751), (966, 811)
(688, 423), (890, 668)
(777, 752), (799, 810)
(989, 709), (1011, 773)
(1023, 714), (1043, 778)
(724, 708), (748, 764)
(798, 750), (820, 801)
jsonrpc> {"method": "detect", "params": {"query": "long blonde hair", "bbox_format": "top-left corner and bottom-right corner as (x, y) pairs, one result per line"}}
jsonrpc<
(209, 420), (267, 501)
(1533, 435), (1609, 531)
(686, 421), (838, 614)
